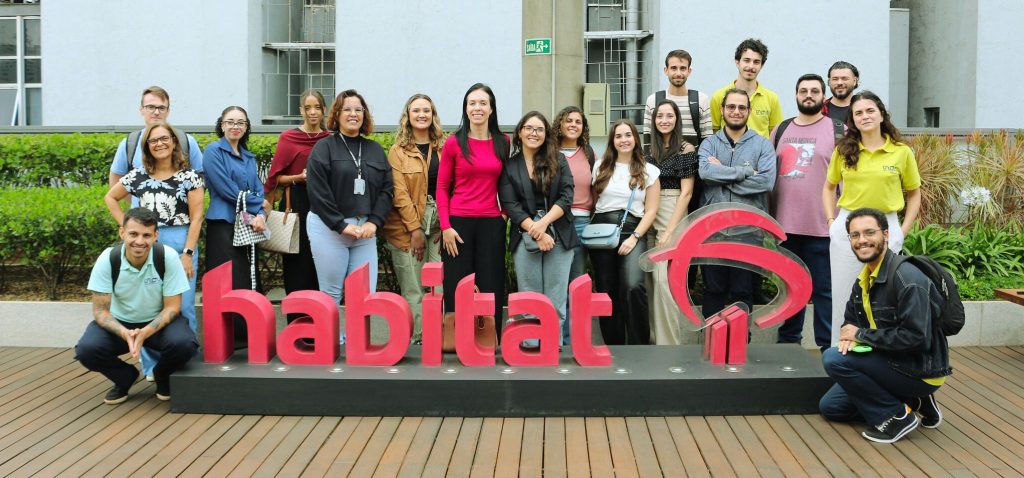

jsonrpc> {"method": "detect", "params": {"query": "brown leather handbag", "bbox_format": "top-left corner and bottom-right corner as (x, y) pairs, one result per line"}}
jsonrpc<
(441, 288), (497, 353)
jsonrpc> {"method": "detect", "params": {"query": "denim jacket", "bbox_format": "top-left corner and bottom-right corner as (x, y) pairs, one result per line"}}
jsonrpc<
(845, 250), (952, 379)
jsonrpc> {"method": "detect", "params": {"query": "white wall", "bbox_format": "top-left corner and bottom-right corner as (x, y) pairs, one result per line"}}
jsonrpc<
(40, 0), (260, 126)
(647, 0), (891, 121)
(334, 0), (522, 126)
(974, 0), (1023, 128)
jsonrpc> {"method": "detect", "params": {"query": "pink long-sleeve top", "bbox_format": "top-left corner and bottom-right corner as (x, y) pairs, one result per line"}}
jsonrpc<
(437, 135), (505, 230)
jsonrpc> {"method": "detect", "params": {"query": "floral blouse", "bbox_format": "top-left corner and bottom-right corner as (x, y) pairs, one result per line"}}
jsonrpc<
(120, 168), (204, 227)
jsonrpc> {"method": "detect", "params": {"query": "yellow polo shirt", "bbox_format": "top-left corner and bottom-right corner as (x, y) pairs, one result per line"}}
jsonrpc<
(827, 136), (921, 213)
(858, 257), (945, 386)
(710, 81), (784, 137)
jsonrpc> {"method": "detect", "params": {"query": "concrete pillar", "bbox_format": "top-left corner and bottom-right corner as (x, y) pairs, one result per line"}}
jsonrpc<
(521, 0), (585, 120)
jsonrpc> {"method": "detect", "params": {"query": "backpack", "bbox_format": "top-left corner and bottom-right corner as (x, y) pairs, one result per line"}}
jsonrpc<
(886, 254), (966, 336)
(123, 127), (191, 172)
(110, 241), (165, 286)
(772, 117), (844, 151)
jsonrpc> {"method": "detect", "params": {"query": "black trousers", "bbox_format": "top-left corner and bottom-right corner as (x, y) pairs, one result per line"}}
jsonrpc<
(206, 219), (259, 346)
(278, 184), (320, 324)
(441, 216), (507, 331)
(588, 211), (650, 345)
(75, 317), (198, 390)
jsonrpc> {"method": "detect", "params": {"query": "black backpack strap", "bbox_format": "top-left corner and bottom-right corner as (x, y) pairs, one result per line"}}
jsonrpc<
(688, 89), (702, 145)
(655, 89), (666, 104)
(832, 118), (845, 143)
(585, 144), (596, 168)
(125, 130), (142, 172)
(153, 242), (165, 281)
(109, 243), (122, 287)
(772, 118), (796, 151)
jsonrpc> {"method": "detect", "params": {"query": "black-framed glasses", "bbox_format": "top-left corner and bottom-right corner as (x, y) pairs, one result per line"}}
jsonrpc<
(724, 104), (749, 112)
(146, 135), (173, 146)
(142, 105), (168, 113)
(848, 229), (881, 241)
(222, 120), (248, 128)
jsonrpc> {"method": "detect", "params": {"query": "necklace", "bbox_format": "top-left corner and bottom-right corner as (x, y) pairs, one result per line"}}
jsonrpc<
(299, 125), (323, 140)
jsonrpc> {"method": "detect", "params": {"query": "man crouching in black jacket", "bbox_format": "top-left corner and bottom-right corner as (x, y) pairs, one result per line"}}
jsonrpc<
(819, 208), (951, 444)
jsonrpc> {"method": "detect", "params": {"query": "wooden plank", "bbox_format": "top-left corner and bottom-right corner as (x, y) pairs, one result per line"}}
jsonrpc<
(663, 417), (710, 478)
(225, 416), (305, 478)
(493, 417), (523, 478)
(583, 417), (615, 478)
(446, 416), (482, 478)
(564, 417), (591, 478)
(518, 417), (544, 478)
(642, 417), (684, 477)
(152, 415), (249, 478)
(298, 416), (362, 478)
(372, 417), (422, 478)
(468, 417), (502, 478)
(111, 413), (224, 477)
(623, 417), (660, 477)
(605, 417), (639, 478)
(912, 427), (1000, 478)
(0, 368), (100, 433)
(324, 416), (383, 477)
(819, 416), (922, 478)
(994, 288), (1024, 306)
(937, 386), (1024, 475)
(543, 417), (568, 478)
(348, 416), (402, 478)
(723, 416), (786, 478)
(704, 416), (757, 477)
(275, 416), (342, 478)
(250, 416), (321, 478)
(53, 401), (178, 477)
(397, 417), (443, 478)
(760, 415), (832, 478)
(198, 415), (283, 478)
(782, 415), (872, 477)
(0, 379), (111, 464)
(683, 416), (734, 478)
(421, 417), (462, 477)
(0, 349), (75, 393)
(741, 416), (807, 478)
(79, 412), (201, 477)
(171, 414), (264, 477)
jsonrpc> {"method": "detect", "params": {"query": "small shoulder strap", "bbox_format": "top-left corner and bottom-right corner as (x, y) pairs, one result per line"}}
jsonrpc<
(688, 89), (702, 145)
(585, 145), (596, 168)
(831, 118), (844, 143)
(125, 131), (142, 171)
(772, 117), (796, 150)
(171, 127), (191, 159)
(655, 90), (666, 104)
(153, 243), (165, 281)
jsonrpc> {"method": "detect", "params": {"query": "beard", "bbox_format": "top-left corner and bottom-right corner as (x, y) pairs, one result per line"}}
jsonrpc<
(725, 119), (747, 132)
(831, 82), (858, 100)
(798, 99), (824, 115)
(854, 240), (887, 264)
(670, 77), (686, 87)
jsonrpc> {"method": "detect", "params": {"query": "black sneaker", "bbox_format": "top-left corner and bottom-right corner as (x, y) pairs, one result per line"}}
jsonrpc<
(104, 385), (130, 404)
(914, 395), (943, 428)
(862, 406), (920, 443)
(154, 375), (171, 401)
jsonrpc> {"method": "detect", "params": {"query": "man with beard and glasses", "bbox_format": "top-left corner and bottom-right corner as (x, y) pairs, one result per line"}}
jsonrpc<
(823, 61), (860, 123)
(769, 74), (843, 350)
(643, 49), (713, 151)
(819, 208), (949, 444)
(697, 88), (776, 322)
(711, 38), (783, 138)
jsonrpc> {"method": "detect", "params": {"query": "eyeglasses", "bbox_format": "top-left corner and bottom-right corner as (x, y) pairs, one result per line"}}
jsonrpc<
(522, 125), (545, 135)
(848, 229), (881, 241)
(341, 107), (365, 114)
(222, 120), (248, 128)
(142, 105), (168, 114)
(146, 135), (173, 146)
(724, 104), (749, 112)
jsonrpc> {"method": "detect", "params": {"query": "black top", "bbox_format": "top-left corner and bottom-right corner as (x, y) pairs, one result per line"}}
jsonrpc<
(647, 150), (698, 190)
(417, 142), (440, 198)
(498, 152), (579, 251)
(827, 101), (850, 124)
(306, 133), (394, 230)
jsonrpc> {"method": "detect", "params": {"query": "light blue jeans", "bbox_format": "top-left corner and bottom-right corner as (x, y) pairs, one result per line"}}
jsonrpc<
(512, 240), (573, 346)
(307, 212), (378, 343)
(565, 214), (591, 344)
(141, 224), (198, 377)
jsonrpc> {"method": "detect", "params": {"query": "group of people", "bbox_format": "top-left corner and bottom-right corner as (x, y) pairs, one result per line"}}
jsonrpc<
(73, 37), (949, 445)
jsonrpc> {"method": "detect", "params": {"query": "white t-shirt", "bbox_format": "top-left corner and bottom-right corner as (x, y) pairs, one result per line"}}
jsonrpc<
(592, 159), (660, 217)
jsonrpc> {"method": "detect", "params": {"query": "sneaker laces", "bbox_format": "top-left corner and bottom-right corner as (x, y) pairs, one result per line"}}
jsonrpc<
(877, 406), (911, 431)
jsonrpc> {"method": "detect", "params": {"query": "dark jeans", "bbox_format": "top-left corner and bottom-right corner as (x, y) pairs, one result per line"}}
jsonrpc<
(820, 348), (939, 426)
(777, 234), (832, 349)
(702, 264), (754, 319)
(589, 211), (649, 345)
(206, 219), (258, 347)
(75, 317), (198, 392)
(442, 215), (507, 331)
(279, 184), (320, 324)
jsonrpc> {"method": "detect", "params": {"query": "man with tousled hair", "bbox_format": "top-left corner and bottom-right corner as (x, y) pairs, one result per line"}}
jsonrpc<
(710, 39), (783, 137)
(823, 61), (860, 123)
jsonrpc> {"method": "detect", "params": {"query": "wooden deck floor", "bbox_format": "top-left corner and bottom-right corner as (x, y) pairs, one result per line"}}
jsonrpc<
(2, 346), (1024, 477)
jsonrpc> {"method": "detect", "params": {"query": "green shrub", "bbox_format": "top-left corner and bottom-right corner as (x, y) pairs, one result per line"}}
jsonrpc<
(0, 185), (118, 299)
(956, 272), (1024, 301)
(904, 222), (1024, 280)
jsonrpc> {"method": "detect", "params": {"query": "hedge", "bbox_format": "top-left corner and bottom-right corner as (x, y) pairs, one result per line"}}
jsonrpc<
(0, 132), (396, 187)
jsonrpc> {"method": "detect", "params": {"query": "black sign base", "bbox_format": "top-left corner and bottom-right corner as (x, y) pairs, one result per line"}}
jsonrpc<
(171, 345), (831, 416)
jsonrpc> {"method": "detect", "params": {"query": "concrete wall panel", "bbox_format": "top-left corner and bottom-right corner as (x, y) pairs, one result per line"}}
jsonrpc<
(974, 0), (1024, 128)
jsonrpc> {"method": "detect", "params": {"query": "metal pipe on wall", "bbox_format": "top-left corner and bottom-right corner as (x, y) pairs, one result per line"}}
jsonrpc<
(624, 0), (640, 111)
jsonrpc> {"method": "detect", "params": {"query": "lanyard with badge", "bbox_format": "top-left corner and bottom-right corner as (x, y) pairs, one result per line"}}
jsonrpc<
(339, 135), (365, 195)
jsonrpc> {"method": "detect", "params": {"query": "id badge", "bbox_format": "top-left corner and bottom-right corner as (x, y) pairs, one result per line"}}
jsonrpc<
(353, 177), (366, 195)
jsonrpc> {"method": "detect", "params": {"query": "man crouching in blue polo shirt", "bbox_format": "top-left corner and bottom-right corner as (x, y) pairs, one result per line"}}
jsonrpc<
(76, 207), (199, 404)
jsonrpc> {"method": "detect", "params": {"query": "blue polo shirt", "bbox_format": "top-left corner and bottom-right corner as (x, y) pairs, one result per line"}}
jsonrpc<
(87, 244), (189, 324)
(203, 137), (264, 222)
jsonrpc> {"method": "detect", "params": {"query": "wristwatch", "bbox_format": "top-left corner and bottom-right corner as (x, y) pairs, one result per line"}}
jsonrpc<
(182, 248), (195, 256)
(631, 232), (642, 240)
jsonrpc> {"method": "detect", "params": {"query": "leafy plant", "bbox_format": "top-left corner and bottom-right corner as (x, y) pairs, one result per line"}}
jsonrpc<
(964, 130), (1024, 226)
(908, 134), (962, 225)
(901, 223), (966, 272)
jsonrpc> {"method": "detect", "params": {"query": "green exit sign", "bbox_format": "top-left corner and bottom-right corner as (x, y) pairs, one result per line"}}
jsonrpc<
(525, 38), (552, 56)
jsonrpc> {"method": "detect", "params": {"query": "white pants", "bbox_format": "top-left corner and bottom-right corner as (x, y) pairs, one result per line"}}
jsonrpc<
(828, 208), (904, 346)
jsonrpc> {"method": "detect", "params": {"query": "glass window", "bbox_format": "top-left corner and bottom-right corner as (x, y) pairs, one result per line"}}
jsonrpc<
(0, 18), (15, 56)
(23, 18), (39, 56)
(24, 58), (39, 83)
(0, 88), (16, 126)
(0, 58), (16, 83)
(25, 87), (40, 125)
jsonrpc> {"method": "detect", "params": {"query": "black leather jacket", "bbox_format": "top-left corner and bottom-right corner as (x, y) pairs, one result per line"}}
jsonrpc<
(845, 250), (952, 379)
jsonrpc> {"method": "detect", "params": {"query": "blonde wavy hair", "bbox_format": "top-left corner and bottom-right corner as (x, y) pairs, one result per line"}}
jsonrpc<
(394, 93), (445, 150)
